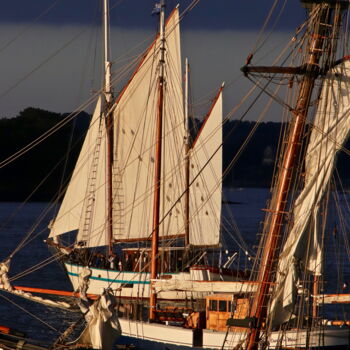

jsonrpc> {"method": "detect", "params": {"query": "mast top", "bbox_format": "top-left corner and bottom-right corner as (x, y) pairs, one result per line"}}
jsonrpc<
(103, 0), (112, 103)
(301, 0), (349, 9)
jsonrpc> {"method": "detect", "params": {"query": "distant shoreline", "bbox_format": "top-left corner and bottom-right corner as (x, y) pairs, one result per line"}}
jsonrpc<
(1, 108), (350, 202)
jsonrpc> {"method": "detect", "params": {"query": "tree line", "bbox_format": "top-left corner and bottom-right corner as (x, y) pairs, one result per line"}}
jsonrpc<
(0, 107), (348, 201)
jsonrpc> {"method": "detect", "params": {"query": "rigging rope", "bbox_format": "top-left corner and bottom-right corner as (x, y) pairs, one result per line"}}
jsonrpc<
(249, 0), (283, 57)
(0, 91), (101, 170)
(125, 76), (268, 248)
(0, 29), (87, 102)
(0, 0), (63, 55)
(0, 292), (58, 332)
(0, 0), (265, 272)
(0, 0), (199, 172)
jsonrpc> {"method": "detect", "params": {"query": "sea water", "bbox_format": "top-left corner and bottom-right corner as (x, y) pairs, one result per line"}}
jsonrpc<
(0, 188), (349, 345)
(0, 201), (79, 343)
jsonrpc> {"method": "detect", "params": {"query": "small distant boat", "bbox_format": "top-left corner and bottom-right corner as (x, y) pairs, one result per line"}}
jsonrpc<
(222, 200), (243, 205)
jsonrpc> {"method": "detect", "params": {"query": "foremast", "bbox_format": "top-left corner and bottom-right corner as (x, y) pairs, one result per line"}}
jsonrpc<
(245, 2), (346, 349)
(103, 0), (112, 104)
(150, 0), (166, 321)
(103, 0), (114, 256)
(184, 58), (190, 248)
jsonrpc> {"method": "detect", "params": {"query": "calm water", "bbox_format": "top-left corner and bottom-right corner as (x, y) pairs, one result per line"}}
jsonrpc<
(0, 187), (349, 345)
(0, 201), (79, 343)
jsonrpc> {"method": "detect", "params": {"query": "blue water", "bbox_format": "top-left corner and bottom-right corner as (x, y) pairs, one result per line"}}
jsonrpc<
(0, 202), (78, 344)
(0, 188), (268, 344)
(0, 188), (349, 345)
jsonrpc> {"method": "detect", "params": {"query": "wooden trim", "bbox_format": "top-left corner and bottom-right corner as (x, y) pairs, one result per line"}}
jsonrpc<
(13, 285), (98, 300)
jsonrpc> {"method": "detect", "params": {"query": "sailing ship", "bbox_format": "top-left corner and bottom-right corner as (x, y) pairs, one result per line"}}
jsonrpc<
(2, 0), (350, 349)
(0, 1), (238, 349)
(105, 0), (350, 349)
(45, 0), (237, 303)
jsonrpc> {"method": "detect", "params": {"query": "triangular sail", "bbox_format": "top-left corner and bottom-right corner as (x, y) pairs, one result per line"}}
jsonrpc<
(269, 60), (350, 325)
(112, 8), (186, 242)
(76, 118), (108, 247)
(189, 88), (223, 246)
(49, 97), (108, 248)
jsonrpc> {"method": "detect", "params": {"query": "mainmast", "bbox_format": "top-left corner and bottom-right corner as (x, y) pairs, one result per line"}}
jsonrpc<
(103, 0), (112, 104)
(103, 0), (114, 256)
(150, 0), (166, 321)
(244, 2), (345, 349)
(184, 58), (190, 248)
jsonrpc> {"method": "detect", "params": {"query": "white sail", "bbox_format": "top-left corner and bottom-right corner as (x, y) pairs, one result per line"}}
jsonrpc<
(270, 60), (350, 325)
(160, 9), (186, 241)
(76, 120), (108, 247)
(49, 97), (108, 248)
(76, 290), (121, 350)
(189, 88), (223, 246)
(112, 8), (186, 242)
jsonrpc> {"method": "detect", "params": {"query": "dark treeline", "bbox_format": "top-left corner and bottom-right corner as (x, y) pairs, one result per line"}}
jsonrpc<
(189, 118), (283, 188)
(0, 108), (89, 201)
(0, 108), (349, 201)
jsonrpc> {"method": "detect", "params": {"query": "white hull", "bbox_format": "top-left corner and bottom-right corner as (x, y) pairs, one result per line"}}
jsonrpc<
(119, 318), (350, 349)
(64, 262), (235, 300)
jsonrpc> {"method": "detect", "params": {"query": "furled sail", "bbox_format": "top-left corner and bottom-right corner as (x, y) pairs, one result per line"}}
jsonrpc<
(112, 8), (186, 241)
(269, 60), (350, 325)
(49, 97), (109, 248)
(189, 88), (223, 246)
(153, 279), (257, 294)
(75, 289), (121, 350)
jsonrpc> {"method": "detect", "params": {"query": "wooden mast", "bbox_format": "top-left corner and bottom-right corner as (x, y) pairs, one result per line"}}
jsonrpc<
(246, 3), (338, 349)
(103, 0), (114, 257)
(150, 0), (166, 321)
(103, 0), (112, 104)
(184, 58), (190, 248)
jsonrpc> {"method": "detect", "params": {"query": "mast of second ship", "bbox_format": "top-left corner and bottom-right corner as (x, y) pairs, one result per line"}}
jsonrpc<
(245, 2), (344, 349)
(184, 58), (190, 248)
(103, 0), (114, 257)
(150, 0), (166, 321)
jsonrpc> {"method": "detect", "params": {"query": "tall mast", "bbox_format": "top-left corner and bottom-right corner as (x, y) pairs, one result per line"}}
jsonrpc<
(150, 0), (166, 321)
(245, 2), (342, 349)
(184, 58), (190, 248)
(103, 0), (114, 256)
(103, 0), (112, 103)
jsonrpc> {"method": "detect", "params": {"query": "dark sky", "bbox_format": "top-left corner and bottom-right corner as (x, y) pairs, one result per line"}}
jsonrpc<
(0, 1), (308, 119)
(1, 0), (305, 31)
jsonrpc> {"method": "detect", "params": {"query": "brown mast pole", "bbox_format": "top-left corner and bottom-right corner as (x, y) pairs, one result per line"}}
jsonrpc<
(246, 4), (335, 349)
(103, 0), (114, 257)
(184, 58), (190, 248)
(106, 109), (114, 257)
(150, 0), (166, 322)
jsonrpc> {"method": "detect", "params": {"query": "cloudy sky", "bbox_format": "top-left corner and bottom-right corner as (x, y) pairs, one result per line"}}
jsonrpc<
(0, 0), (306, 120)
